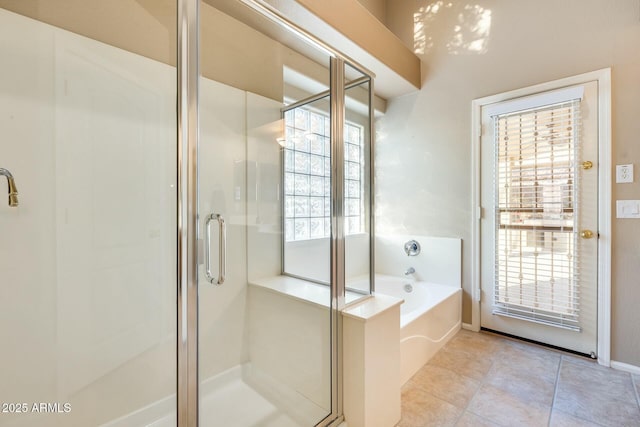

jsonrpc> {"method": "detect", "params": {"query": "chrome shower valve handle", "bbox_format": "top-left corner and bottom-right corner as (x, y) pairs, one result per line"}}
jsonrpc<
(404, 239), (420, 256)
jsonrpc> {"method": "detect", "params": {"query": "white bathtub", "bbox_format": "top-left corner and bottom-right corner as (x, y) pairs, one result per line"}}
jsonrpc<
(374, 274), (462, 385)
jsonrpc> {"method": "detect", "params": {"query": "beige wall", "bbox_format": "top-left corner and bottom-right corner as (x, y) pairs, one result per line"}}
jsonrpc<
(0, 0), (330, 102)
(357, 0), (386, 24)
(292, 0), (421, 89)
(381, 0), (640, 365)
(0, 0), (176, 65)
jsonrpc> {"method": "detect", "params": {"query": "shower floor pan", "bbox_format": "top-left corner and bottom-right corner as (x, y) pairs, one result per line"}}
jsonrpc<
(102, 364), (326, 427)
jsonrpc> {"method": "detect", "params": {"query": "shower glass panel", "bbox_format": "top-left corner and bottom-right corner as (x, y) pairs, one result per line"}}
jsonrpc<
(282, 65), (374, 304)
(198, 1), (333, 425)
(344, 63), (374, 298)
(0, 1), (177, 426)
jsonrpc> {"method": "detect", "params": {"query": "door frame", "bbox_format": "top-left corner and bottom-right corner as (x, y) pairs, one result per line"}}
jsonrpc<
(469, 68), (612, 366)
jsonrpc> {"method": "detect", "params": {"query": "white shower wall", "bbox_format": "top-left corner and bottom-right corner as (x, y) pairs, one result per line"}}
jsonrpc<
(0, 8), (58, 408)
(0, 8), (177, 426)
(284, 234), (370, 284)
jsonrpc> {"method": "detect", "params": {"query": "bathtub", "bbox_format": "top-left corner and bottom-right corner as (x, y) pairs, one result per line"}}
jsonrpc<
(374, 274), (462, 385)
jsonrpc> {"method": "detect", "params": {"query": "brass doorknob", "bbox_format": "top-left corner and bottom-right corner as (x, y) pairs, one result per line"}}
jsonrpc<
(582, 161), (593, 170)
(580, 230), (594, 239)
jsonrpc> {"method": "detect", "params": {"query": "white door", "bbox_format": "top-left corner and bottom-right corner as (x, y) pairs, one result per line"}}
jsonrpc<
(480, 81), (599, 356)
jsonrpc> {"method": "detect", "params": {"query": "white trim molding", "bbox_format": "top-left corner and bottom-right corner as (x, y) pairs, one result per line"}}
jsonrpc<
(470, 97), (482, 333)
(596, 69), (612, 367)
(611, 360), (640, 376)
(470, 68), (612, 364)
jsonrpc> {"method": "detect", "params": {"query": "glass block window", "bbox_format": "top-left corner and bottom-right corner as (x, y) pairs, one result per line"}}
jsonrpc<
(284, 107), (364, 242)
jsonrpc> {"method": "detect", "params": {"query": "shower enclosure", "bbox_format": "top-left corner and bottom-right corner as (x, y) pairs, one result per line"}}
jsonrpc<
(0, 0), (374, 426)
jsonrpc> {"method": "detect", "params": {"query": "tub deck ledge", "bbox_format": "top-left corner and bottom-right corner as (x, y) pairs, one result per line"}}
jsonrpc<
(341, 294), (404, 322)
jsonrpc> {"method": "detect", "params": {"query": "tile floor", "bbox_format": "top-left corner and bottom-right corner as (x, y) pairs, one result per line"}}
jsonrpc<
(398, 330), (640, 427)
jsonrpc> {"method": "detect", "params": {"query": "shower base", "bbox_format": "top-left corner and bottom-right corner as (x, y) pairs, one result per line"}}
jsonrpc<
(102, 364), (327, 427)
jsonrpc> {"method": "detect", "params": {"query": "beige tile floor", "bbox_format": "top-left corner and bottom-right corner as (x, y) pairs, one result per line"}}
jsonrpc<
(398, 330), (640, 427)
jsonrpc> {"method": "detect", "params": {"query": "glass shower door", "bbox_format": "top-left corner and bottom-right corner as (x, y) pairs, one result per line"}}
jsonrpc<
(197, 1), (334, 425)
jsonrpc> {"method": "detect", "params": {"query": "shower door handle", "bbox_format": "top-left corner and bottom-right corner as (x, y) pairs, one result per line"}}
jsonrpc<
(204, 213), (226, 285)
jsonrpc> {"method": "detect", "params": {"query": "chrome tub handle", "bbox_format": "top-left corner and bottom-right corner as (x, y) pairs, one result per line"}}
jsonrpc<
(204, 213), (226, 285)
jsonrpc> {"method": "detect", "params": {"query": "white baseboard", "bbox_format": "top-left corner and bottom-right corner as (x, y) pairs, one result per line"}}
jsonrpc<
(462, 322), (477, 331)
(611, 360), (640, 376)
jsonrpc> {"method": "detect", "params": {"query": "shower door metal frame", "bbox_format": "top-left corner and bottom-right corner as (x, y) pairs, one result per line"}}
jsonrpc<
(328, 56), (346, 427)
(176, 1), (375, 425)
(177, 0), (199, 425)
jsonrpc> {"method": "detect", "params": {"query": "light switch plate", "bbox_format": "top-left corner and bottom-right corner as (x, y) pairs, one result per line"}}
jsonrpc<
(616, 164), (634, 183)
(616, 200), (640, 218)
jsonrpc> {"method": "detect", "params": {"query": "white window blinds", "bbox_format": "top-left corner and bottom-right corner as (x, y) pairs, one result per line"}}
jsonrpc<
(493, 99), (582, 330)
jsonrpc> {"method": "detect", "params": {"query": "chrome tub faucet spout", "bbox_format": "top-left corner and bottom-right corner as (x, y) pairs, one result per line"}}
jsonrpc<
(405, 267), (415, 276)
